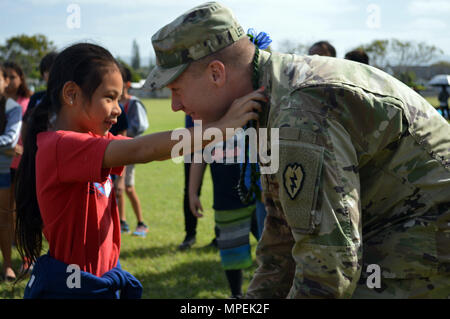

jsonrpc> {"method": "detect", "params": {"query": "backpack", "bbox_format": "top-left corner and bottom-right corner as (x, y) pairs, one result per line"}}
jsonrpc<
(125, 97), (149, 137)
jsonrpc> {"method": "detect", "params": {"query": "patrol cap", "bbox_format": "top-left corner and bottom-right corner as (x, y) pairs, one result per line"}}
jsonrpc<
(144, 2), (246, 91)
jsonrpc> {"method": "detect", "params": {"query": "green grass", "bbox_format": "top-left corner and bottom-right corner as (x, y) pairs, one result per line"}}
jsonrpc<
(426, 96), (450, 123)
(425, 96), (439, 107)
(0, 98), (259, 299)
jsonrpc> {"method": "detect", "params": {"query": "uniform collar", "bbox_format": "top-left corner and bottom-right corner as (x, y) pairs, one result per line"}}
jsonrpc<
(257, 49), (272, 128)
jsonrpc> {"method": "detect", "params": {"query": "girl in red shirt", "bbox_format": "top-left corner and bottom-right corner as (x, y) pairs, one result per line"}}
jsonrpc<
(14, 43), (264, 295)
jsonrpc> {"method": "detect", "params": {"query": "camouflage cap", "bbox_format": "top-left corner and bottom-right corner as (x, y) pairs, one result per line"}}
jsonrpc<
(143, 1), (246, 91)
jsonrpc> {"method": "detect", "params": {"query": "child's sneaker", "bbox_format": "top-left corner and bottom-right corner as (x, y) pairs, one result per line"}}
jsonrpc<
(132, 222), (149, 237)
(120, 220), (130, 234)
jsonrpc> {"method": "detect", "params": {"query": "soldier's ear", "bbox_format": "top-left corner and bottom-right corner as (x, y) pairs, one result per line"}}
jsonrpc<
(207, 60), (226, 88)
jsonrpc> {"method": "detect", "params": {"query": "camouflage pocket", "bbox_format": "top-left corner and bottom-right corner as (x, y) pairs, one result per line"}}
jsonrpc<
(276, 138), (324, 234)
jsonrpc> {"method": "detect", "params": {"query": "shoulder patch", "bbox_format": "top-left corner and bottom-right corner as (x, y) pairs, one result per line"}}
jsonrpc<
(283, 163), (305, 200)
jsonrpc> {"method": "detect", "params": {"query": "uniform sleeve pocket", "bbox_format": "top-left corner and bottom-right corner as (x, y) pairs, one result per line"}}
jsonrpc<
(276, 138), (324, 234)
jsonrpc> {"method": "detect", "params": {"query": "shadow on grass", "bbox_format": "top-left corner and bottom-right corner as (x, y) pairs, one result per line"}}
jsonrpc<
(3, 244), (257, 299)
(119, 241), (220, 259)
(134, 258), (230, 299)
(119, 244), (250, 299)
(119, 244), (179, 259)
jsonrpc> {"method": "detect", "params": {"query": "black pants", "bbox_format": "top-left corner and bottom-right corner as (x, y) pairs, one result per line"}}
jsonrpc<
(183, 162), (202, 238)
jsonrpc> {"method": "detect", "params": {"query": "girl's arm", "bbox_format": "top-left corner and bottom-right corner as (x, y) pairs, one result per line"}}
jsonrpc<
(103, 88), (265, 168)
(188, 162), (207, 218)
(0, 103), (22, 151)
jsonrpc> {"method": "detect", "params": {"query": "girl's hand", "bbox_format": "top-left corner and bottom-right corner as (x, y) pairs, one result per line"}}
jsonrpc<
(215, 87), (266, 138)
(189, 193), (204, 218)
(15, 144), (23, 156)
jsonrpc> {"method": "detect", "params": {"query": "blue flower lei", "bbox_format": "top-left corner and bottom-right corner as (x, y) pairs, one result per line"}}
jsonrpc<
(247, 28), (272, 49)
(237, 29), (272, 205)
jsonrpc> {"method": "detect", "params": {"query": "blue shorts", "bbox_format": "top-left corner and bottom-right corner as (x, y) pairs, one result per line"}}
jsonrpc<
(0, 173), (11, 189)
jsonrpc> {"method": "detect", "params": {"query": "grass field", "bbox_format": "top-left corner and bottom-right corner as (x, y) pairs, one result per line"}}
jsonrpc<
(0, 98), (259, 299)
(0, 95), (445, 298)
(425, 96), (439, 107)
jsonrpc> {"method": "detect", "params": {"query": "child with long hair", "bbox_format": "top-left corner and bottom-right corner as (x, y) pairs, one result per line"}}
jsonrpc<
(15, 42), (264, 298)
(4, 61), (31, 179)
(0, 65), (22, 282)
(3, 61), (32, 115)
(4, 62), (32, 254)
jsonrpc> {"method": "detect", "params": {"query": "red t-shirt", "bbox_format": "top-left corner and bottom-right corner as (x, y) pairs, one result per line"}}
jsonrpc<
(36, 130), (128, 276)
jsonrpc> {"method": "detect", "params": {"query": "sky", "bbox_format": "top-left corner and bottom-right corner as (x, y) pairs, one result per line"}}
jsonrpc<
(1, 0), (449, 65)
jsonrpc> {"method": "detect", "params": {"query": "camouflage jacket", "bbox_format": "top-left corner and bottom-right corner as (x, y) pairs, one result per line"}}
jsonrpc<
(246, 50), (450, 298)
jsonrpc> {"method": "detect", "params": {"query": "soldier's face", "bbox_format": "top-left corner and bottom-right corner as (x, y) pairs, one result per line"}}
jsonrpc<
(167, 63), (231, 124)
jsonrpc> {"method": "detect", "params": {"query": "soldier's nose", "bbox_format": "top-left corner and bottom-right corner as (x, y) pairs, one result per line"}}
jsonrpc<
(171, 97), (183, 112)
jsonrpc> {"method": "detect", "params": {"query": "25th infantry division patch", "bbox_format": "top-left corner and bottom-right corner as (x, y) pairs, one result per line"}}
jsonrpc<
(283, 163), (305, 200)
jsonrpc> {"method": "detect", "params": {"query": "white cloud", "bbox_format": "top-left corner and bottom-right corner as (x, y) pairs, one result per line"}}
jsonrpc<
(7, 0), (449, 60)
(409, 18), (447, 30)
(24, 0), (359, 14)
(408, 0), (450, 16)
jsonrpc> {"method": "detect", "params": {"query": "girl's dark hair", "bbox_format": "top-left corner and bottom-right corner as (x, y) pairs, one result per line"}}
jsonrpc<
(3, 61), (32, 98)
(0, 65), (7, 133)
(15, 43), (120, 274)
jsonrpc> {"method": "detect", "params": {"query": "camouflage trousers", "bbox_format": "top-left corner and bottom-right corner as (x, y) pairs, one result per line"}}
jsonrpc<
(352, 275), (450, 299)
(246, 197), (450, 299)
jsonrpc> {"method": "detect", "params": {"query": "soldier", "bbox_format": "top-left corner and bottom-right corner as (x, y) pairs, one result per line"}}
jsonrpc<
(144, 2), (450, 298)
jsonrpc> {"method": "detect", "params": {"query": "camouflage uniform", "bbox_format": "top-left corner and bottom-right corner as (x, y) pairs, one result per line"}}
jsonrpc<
(245, 50), (450, 299)
(144, 2), (450, 299)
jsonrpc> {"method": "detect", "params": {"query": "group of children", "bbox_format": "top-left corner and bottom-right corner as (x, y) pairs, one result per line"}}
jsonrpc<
(0, 42), (263, 298)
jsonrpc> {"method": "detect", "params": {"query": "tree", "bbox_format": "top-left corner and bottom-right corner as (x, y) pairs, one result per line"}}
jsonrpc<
(357, 39), (444, 71)
(116, 57), (141, 82)
(131, 39), (140, 70)
(391, 39), (443, 68)
(397, 70), (425, 91)
(0, 34), (57, 79)
(278, 39), (309, 55)
(357, 39), (390, 70)
(431, 61), (450, 67)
